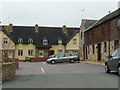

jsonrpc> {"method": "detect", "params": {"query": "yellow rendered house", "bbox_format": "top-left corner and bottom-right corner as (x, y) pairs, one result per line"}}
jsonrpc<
(2, 24), (80, 61)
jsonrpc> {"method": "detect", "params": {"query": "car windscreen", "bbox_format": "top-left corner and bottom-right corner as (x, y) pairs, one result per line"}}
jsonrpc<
(49, 55), (56, 58)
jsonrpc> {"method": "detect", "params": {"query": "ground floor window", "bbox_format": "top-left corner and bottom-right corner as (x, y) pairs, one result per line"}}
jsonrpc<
(28, 50), (33, 56)
(39, 51), (44, 57)
(114, 40), (119, 50)
(18, 50), (23, 56)
(104, 42), (107, 52)
(58, 50), (62, 54)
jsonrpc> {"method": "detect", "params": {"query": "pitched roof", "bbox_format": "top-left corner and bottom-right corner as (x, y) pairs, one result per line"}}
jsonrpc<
(0, 26), (16, 44)
(80, 19), (97, 31)
(85, 8), (120, 32)
(2, 26), (79, 49)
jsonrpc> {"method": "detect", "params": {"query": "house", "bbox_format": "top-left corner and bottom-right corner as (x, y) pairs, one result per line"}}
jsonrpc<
(0, 25), (16, 59)
(2, 24), (80, 61)
(79, 19), (97, 60)
(84, 8), (120, 62)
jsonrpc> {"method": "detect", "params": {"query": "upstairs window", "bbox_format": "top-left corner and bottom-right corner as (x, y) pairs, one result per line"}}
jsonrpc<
(3, 38), (8, 44)
(43, 39), (48, 45)
(28, 39), (33, 44)
(18, 38), (23, 44)
(58, 40), (62, 44)
(73, 39), (77, 44)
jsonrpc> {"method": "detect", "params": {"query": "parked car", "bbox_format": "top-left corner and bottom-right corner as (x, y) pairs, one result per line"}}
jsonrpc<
(47, 53), (80, 64)
(105, 48), (120, 76)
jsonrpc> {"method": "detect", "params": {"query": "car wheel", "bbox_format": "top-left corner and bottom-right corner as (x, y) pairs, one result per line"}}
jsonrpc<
(118, 66), (120, 76)
(105, 64), (110, 73)
(51, 60), (55, 64)
(70, 59), (75, 63)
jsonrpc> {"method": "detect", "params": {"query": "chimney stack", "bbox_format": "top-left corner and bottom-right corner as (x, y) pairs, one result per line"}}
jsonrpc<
(118, 1), (120, 8)
(62, 25), (68, 33)
(35, 24), (39, 33)
(9, 23), (13, 32)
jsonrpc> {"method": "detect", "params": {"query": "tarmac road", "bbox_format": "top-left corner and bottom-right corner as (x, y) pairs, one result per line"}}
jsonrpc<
(2, 62), (119, 88)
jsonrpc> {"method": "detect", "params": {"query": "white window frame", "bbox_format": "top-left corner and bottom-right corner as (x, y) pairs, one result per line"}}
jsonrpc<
(3, 38), (8, 44)
(73, 39), (77, 44)
(58, 40), (62, 44)
(43, 39), (48, 45)
(28, 39), (33, 44)
(18, 50), (23, 56)
(28, 50), (33, 56)
(18, 39), (23, 44)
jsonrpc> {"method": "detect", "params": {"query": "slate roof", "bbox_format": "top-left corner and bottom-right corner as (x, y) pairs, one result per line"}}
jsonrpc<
(80, 19), (97, 31)
(85, 8), (120, 32)
(2, 26), (79, 49)
(0, 26), (16, 43)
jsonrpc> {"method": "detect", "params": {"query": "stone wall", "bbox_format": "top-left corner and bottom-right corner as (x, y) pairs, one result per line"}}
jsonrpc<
(1, 62), (16, 81)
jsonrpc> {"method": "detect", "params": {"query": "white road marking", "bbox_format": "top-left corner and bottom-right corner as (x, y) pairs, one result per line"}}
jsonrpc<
(43, 62), (46, 64)
(41, 67), (44, 74)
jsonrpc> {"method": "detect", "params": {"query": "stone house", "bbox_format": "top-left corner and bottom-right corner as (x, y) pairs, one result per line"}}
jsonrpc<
(84, 8), (120, 62)
(0, 25), (15, 58)
(79, 19), (97, 60)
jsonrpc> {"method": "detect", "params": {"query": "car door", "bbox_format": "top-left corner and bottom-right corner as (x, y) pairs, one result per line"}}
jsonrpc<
(108, 49), (119, 71)
(57, 54), (65, 62)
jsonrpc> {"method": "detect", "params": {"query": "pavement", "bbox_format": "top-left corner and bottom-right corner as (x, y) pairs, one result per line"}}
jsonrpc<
(2, 62), (119, 88)
(81, 60), (105, 66)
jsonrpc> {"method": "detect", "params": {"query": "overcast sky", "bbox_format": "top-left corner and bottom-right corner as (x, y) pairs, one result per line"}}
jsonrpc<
(0, 0), (120, 27)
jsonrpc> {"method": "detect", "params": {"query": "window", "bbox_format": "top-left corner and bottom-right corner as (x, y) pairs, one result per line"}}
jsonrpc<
(28, 50), (33, 56)
(58, 50), (62, 54)
(117, 19), (120, 27)
(58, 40), (62, 44)
(3, 38), (8, 44)
(8, 51), (13, 56)
(28, 39), (33, 44)
(39, 51), (44, 57)
(43, 39), (48, 45)
(104, 42), (107, 52)
(18, 50), (23, 56)
(73, 39), (77, 44)
(18, 38), (23, 44)
(92, 45), (95, 54)
(45, 51), (48, 55)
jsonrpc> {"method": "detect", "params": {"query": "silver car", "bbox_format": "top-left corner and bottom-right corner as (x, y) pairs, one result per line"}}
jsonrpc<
(47, 53), (80, 64)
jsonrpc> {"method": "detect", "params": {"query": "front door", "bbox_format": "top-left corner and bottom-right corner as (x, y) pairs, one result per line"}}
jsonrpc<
(97, 43), (101, 61)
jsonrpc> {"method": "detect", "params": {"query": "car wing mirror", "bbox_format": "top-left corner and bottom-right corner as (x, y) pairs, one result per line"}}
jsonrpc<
(107, 55), (113, 59)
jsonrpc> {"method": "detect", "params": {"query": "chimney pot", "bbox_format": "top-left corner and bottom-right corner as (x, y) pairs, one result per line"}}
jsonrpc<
(62, 25), (67, 33)
(35, 24), (39, 33)
(9, 23), (13, 32)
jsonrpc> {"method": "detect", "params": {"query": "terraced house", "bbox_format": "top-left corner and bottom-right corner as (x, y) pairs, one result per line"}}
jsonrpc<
(2, 24), (79, 61)
(84, 8), (120, 62)
(0, 25), (15, 59)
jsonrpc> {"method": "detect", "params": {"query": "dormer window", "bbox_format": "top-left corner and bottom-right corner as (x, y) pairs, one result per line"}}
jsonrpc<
(18, 38), (23, 44)
(58, 39), (62, 44)
(28, 39), (33, 44)
(43, 39), (48, 45)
